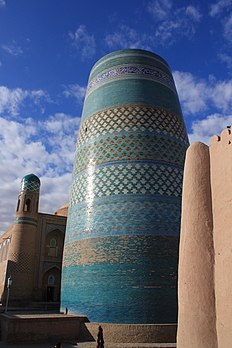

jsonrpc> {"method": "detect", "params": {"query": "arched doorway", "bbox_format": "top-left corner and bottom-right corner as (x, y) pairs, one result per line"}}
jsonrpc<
(42, 267), (61, 302)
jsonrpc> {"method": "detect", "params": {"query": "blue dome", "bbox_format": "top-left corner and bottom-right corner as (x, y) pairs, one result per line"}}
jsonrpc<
(21, 173), (40, 192)
(22, 173), (40, 183)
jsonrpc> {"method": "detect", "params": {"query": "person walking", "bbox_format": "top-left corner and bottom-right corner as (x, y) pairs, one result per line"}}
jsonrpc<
(96, 325), (104, 348)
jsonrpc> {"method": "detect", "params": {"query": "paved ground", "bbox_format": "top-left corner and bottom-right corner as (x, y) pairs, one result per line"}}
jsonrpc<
(0, 343), (176, 348)
(0, 311), (176, 347)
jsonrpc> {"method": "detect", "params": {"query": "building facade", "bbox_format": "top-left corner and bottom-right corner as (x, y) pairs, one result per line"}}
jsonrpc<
(61, 49), (189, 323)
(0, 174), (67, 307)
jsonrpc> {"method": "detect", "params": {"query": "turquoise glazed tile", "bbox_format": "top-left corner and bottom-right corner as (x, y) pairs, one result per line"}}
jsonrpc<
(61, 49), (189, 324)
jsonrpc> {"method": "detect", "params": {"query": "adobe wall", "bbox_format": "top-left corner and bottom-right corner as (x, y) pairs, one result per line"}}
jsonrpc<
(177, 142), (217, 348)
(210, 128), (232, 348)
(177, 127), (232, 347)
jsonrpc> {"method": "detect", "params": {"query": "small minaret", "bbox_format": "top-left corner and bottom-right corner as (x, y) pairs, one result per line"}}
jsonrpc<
(16, 173), (40, 216)
(6, 174), (40, 303)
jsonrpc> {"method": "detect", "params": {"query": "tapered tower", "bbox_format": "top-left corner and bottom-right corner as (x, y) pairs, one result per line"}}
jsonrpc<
(61, 49), (189, 323)
(7, 174), (40, 302)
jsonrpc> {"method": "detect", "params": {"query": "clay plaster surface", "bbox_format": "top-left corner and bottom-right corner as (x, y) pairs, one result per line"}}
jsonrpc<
(177, 127), (232, 348)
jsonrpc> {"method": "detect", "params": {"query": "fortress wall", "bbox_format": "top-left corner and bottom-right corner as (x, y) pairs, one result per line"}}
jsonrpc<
(210, 129), (232, 348)
(177, 142), (217, 348)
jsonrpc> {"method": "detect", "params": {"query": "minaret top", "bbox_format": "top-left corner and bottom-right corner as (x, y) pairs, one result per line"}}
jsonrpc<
(21, 174), (40, 193)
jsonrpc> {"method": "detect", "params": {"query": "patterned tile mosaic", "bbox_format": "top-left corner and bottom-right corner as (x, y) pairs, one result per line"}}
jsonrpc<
(66, 197), (181, 243)
(20, 174), (40, 192)
(21, 179), (40, 192)
(70, 162), (183, 205)
(86, 65), (176, 97)
(74, 132), (187, 174)
(82, 79), (183, 122)
(62, 234), (179, 323)
(90, 50), (171, 80)
(61, 49), (189, 324)
(78, 105), (188, 145)
(8, 252), (35, 273)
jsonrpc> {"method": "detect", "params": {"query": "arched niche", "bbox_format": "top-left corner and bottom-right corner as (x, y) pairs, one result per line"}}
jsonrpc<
(24, 198), (31, 212)
(42, 266), (61, 302)
(45, 229), (65, 259)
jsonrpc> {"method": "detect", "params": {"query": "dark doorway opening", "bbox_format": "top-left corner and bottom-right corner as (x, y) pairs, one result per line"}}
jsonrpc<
(47, 286), (55, 301)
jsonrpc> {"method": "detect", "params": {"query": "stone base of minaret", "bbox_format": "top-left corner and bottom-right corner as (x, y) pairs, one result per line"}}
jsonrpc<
(177, 127), (232, 348)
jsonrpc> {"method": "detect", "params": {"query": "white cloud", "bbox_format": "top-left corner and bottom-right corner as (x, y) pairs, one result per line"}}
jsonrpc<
(0, 86), (25, 115)
(224, 14), (232, 40)
(63, 84), (86, 104)
(218, 52), (232, 69)
(174, 71), (232, 115)
(186, 6), (202, 22)
(209, 0), (232, 42)
(209, 0), (232, 17)
(147, 2), (202, 45)
(177, 70), (232, 144)
(189, 113), (232, 144)
(211, 80), (232, 111)
(39, 173), (72, 215)
(0, 85), (49, 116)
(0, 113), (81, 234)
(148, 1), (201, 23)
(174, 71), (208, 114)
(0, 0), (6, 8)
(147, 0), (172, 20)
(105, 3), (201, 50)
(69, 25), (96, 59)
(2, 41), (23, 56)
(105, 25), (151, 50)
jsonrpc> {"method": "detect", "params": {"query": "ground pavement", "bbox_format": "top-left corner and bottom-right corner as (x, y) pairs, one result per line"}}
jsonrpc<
(0, 343), (176, 348)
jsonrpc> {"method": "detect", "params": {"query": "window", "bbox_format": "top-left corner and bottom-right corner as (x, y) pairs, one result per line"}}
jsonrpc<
(48, 238), (58, 257)
(16, 199), (20, 212)
(50, 238), (57, 248)
(24, 198), (31, 212)
(48, 274), (55, 285)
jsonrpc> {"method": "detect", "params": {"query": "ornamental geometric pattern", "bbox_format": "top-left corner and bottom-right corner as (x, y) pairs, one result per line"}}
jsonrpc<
(86, 65), (176, 97)
(70, 162), (183, 206)
(73, 132), (187, 175)
(8, 252), (35, 273)
(78, 105), (189, 145)
(21, 180), (40, 192)
(62, 49), (188, 325)
(66, 197), (181, 243)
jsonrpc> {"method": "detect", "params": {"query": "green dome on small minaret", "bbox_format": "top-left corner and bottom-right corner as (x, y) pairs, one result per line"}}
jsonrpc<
(21, 173), (40, 192)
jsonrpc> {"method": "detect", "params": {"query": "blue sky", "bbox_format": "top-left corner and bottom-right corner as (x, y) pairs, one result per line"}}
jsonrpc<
(1, 0), (232, 233)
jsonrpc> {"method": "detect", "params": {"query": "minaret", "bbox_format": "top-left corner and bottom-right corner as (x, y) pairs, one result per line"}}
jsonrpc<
(6, 174), (40, 302)
(16, 173), (40, 216)
(61, 49), (189, 323)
